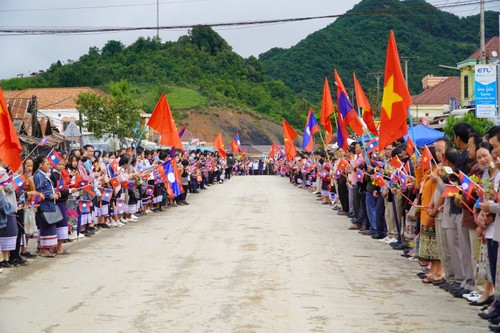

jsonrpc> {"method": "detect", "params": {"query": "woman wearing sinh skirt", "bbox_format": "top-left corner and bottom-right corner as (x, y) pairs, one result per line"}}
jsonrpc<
(0, 160), (19, 268)
(33, 156), (61, 258)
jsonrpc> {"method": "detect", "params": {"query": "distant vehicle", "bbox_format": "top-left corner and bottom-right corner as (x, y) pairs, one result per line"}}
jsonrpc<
(449, 108), (475, 117)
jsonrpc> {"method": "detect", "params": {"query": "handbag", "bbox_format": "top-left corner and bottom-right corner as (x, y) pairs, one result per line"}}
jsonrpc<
(24, 207), (37, 235)
(42, 206), (63, 224)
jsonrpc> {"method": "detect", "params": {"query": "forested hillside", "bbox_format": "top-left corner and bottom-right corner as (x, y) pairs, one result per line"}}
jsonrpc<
(260, 0), (499, 103)
(2, 0), (498, 133)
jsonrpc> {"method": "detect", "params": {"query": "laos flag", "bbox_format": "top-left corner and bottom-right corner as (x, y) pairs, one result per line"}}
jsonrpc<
(301, 107), (319, 152)
(47, 149), (62, 168)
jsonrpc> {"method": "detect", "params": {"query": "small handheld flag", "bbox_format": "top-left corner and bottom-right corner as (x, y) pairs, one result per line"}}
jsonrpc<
(101, 188), (112, 202)
(79, 200), (92, 214)
(47, 149), (62, 168)
(12, 174), (26, 193)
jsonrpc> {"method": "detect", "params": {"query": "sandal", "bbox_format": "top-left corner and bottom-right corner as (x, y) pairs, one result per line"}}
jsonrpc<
(39, 252), (56, 258)
(57, 249), (71, 255)
(422, 277), (434, 283)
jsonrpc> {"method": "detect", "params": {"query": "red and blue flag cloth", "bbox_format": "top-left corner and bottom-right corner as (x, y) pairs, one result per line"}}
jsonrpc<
(366, 139), (379, 154)
(29, 194), (42, 207)
(400, 173), (408, 189)
(101, 188), (113, 202)
(301, 108), (319, 152)
(371, 160), (386, 168)
(109, 159), (119, 177)
(178, 124), (187, 138)
(121, 180), (136, 190)
(38, 136), (50, 146)
(159, 159), (184, 198)
(12, 174), (26, 193)
(231, 133), (242, 154)
(79, 200), (92, 214)
(82, 184), (96, 197)
(116, 198), (125, 211)
(459, 171), (474, 199)
(357, 170), (365, 183)
(47, 149), (62, 168)
(146, 185), (154, 196)
(374, 173), (387, 187)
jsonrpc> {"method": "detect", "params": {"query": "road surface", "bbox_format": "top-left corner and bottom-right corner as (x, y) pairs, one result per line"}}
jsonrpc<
(0, 176), (486, 332)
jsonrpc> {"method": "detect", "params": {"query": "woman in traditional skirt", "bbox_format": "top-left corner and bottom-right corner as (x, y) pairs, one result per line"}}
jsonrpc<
(0, 160), (19, 268)
(20, 158), (38, 259)
(33, 156), (61, 258)
(415, 147), (444, 283)
(50, 157), (75, 254)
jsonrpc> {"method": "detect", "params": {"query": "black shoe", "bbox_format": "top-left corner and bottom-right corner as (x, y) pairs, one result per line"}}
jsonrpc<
(471, 296), (495, 307)
(489, 325), (500, 332)
(432, 278), (446, 286)
(480, 310), (500, 320)
(11, 257), (28, 266)
(7, 259), (19, 267)
(417, 272), (427, 279)
(371, 234), (385, 239)
(20, 251), (37, 259)
(392, 244), (405, 250)
(99, 223), (110, 229)
(0, 260), (14, 268)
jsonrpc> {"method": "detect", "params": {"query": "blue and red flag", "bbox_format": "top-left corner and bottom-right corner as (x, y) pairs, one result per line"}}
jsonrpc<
(101, 188), (112, 202)
(159, 159), (184, 198)
(366, 139), (379, 154)
(301, 107), (319, 152)
(47, 149), (62, 168)
(459, 171), (474, 199)
(12, 174), (26, 193)
(146, 185), (154, 196)
(116, 198), (125, 211)
(29, 194), (42, 207)
(178, 124), (187, 138)
(231, 133), (242, 154)
(79, 200), (92, 214)
(38, 136), (50, 146)
(357, 170), (365, 183)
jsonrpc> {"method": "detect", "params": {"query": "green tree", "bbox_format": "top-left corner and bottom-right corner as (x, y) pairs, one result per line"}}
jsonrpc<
(443, 113), (494, 142)
(76, 80), (142, 140)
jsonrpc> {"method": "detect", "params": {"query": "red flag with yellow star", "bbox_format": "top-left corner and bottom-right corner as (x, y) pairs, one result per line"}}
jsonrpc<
(441, 185), (460, 198)
(378, 31), (412, 150)
(421, 145), (433, 170)
(282, 118), (298, 160)
(213, 133), (227, 158)
(0, 86), (23, 171)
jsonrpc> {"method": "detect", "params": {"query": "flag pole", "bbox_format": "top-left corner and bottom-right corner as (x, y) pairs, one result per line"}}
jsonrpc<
(407, 107), (419, 157)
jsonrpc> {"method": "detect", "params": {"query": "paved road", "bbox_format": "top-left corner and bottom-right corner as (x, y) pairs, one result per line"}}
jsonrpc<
(0, 176), (487, 332)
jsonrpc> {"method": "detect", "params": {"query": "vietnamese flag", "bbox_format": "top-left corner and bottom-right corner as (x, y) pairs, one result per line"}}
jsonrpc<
(421, 146), (433, 171)
(213, 133), (227, 158)
(0, 87), (23, 172)
(282, 119), (298, 161)
(147, 93), (183, 150)
(335, 70), (364, 136)
(268, 142), (280, 159)
(353, 72), (378, 136)
(378, 31), (412, 150)
(441, 185), (460, 198)
(390, 155), (403, 169)
(109, 177), (120, 189)
(406, 136), (416, 157)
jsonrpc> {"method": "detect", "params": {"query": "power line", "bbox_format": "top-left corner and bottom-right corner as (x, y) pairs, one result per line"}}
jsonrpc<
(0, 0), (207, 13)
(1, 0), (499, 36)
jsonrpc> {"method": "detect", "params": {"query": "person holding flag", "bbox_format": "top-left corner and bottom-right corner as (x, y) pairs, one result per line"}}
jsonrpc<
(32, 155), (61, 258)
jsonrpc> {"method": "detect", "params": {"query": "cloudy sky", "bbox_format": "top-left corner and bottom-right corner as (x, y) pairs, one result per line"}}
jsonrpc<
(0, 0), (497, 79)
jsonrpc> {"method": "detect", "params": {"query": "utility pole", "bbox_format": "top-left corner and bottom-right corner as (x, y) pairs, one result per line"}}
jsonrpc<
(369, 71), (384, 113)
(156, 0), (160, 39)
(480, 0), (486, 64)
(401, 55), (419, 88)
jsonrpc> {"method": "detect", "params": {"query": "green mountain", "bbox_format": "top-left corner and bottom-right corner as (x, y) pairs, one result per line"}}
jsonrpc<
(260, 0), (499, 103)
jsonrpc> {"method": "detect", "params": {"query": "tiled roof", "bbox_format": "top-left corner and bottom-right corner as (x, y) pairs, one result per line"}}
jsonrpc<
(468, 36), (500, 60)
(412, 76), (460, 105)
(3, 87), (106, 110)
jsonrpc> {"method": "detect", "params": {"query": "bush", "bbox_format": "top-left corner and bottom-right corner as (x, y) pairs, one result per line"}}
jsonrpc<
(443, 113), (494, 142)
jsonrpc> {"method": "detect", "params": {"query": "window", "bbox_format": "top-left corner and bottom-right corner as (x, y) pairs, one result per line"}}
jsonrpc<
(464, 74), (469, 99)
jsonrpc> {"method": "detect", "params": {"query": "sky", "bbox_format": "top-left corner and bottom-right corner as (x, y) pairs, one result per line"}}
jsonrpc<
(0, 0), (498, 80)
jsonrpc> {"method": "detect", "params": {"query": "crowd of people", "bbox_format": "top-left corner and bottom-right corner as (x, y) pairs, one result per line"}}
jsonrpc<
(0, 145), (246, 271)
(278, 122), (500, 332)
